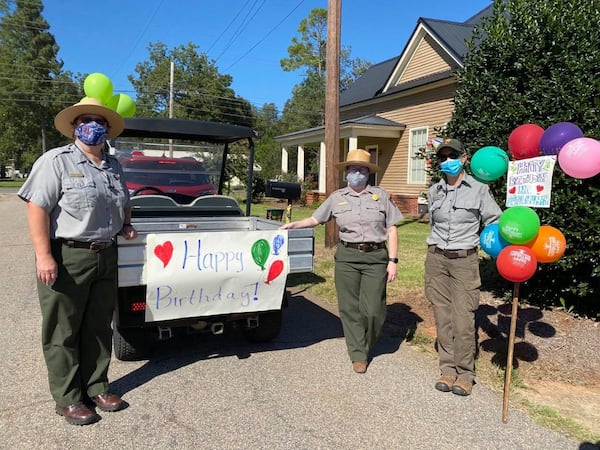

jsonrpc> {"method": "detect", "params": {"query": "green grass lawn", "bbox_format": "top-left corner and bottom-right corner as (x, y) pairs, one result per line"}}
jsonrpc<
(0, 179), (25, 188)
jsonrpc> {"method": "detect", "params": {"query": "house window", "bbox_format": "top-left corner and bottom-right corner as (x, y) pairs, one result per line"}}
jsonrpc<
(409, 128), (427, 183)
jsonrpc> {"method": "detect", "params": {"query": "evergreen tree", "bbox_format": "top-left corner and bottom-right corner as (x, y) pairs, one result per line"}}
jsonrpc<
(0, 0), (78, 171)
(445, 0), (600, 315)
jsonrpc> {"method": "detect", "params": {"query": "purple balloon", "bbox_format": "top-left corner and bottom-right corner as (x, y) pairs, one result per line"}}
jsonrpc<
(539, 122), (584, 156)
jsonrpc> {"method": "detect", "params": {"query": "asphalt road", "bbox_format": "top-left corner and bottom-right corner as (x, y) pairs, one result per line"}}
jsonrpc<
(0, 192), (587, 449)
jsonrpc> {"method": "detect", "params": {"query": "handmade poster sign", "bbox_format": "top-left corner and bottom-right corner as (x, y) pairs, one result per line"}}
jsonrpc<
(144, 230), (289, 321)
(505, 155), (556, 208)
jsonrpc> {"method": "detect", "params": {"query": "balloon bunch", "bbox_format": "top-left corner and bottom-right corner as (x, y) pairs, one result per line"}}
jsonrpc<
(508, 122), (600, 179)
(83, 72), (136, 118)
(480, 206), (566, 283)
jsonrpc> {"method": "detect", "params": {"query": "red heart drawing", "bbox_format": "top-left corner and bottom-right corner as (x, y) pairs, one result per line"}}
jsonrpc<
(154, 241), (173, 268)
(509, 186), (516, 194)
(536, 185), (544, 192)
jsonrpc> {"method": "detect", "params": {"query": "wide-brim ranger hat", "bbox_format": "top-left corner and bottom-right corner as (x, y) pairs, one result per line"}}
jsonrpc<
(436, 138), (466, 155)
(54, 97), (125, 139)
(335, 148), (381, 172)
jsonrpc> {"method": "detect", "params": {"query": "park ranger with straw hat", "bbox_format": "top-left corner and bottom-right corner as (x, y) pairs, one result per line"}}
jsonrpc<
(281, 149), (403, 373)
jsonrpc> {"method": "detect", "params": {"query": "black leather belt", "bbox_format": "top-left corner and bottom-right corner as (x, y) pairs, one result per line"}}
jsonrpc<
(56, 239), (114, 251)
(341, 241), (386, 252)
(431, 246), (477, 259)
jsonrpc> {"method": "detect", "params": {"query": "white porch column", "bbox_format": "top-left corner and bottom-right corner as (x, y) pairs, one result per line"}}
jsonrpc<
(318, 141), (326, 193)
(297, 145), (305, 181)
(348, 136), (358, 150)
(281, 146), (288, 174)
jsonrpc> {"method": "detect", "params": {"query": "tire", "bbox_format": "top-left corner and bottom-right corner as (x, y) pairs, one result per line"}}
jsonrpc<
(243, 309), (283, 343)
(113, 326), (153, 361)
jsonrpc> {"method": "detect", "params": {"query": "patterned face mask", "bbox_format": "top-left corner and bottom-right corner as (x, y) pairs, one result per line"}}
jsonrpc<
(74, 121), (108, 145)
(346, 170), (369, 188)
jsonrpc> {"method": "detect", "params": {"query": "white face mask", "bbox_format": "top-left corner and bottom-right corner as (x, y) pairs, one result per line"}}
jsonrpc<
(346, 170), (368, 188)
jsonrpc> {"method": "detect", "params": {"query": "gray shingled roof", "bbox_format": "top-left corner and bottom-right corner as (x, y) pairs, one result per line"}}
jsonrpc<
(340, 3), (495, 108)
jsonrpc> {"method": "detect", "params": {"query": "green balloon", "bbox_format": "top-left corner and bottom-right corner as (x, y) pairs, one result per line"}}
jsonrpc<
(115, 93), (136, 118)
(470, 146), (509, 182)
(251, 239), (270, 270)
(83, 73), (113, 104)
(498, 206), (540, 244)
(106, 94), (119, 110)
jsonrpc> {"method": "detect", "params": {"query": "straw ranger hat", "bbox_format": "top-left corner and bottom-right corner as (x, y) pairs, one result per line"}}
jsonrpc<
(335, 148), (381, 172)
(54, 97), (125, 139)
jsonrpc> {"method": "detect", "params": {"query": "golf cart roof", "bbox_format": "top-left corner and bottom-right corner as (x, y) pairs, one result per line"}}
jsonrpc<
(121, 117), (257, 143)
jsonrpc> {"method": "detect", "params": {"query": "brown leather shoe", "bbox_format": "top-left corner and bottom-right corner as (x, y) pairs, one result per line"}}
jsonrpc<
(434, 375), (456, 392)
(91, 392), (127, 412)
(352, 361), (367, 374)
(452, 379), (473, 396)
(55, 402), (100, 425)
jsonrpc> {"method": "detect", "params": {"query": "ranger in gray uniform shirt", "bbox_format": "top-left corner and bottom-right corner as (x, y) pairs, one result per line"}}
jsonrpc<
(281, 149), (403, 374)
(18, 98), (138, 426)
(425, 139), (502, 397)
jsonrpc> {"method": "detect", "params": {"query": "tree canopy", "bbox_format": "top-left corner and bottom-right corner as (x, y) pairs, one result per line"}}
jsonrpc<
(0, 0), (78, 170)
(129, 41), (252, 127)
(445, 0), (600, 315)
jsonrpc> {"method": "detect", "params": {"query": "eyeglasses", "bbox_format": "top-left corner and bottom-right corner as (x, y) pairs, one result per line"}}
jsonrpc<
(77, 116), (108, 126)
(437, 152), (461, 162)
(347, 166), (369, 174)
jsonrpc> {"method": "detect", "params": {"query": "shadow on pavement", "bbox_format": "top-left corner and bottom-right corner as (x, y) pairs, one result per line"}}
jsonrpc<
(111, 293), (343, 395)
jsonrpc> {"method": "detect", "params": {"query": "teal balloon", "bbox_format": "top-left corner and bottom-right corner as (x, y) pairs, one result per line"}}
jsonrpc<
(83, 72), (113, 104)
(470, 146), (509, 182)
(251, 239), (270, 270)
(498, 206), (540, 244)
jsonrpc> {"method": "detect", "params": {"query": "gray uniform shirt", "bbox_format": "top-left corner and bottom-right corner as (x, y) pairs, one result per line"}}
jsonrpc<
(18, 143), (130, 242)
(426, 173), (502, 250)
(312, 185), (404, 243)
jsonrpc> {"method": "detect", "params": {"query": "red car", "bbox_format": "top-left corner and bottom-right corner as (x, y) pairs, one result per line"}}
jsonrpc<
(119, 155), (217, 204)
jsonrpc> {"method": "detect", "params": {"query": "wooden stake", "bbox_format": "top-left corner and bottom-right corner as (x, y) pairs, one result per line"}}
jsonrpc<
(502, 281), (520, 423)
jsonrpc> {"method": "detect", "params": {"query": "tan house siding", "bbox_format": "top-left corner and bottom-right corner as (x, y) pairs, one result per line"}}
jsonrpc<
(398, 35), (452, 84)
(341, 82), (457, 201)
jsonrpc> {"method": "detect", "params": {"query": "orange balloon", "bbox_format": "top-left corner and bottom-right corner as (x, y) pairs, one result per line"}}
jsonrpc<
(526, 225), (566, 263)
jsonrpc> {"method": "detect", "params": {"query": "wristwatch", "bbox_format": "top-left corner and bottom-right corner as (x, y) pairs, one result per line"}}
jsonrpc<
(388, 257), (399, 263)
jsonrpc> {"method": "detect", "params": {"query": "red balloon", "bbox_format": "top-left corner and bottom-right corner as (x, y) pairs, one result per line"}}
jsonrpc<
(508, 124), (544, 160)
(496, 245), (538, 282)
(265, 259), (284, 284)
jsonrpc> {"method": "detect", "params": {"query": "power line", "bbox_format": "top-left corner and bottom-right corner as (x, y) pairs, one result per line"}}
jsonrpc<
(206, 0), (252, 55)
(224, 0), (306, 71)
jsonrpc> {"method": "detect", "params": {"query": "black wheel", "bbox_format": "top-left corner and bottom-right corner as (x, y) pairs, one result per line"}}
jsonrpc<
(131, 186), (165, 196)
(113, 326), (154, 361)
(243, 309), (283, 343)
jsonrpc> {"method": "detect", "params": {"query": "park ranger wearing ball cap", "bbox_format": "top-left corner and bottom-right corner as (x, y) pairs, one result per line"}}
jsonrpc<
(425, 138), (502, 396)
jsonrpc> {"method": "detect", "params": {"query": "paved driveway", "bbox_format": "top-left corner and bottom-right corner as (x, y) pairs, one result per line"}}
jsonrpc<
(0, 192), (583, 449)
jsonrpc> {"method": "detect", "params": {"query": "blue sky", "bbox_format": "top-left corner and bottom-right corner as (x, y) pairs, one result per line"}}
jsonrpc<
(43, 0), (491, 112)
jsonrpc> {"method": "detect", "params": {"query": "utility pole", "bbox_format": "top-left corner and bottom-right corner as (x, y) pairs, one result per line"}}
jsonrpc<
(169, 60), (174, 157)
(325, 0), (341, 248)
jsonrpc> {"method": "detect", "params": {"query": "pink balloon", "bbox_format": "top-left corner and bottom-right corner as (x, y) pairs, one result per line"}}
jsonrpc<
(557, 137), (600, 179)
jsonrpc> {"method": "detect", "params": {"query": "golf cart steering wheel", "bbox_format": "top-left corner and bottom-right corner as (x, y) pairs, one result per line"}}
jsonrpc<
(131, 186), (165, 196)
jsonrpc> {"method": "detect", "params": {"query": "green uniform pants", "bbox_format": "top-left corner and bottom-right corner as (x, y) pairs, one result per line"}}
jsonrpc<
(37, 241), (118, 406)
(424, 247), (480, 383)
(334, 244), (388, 362)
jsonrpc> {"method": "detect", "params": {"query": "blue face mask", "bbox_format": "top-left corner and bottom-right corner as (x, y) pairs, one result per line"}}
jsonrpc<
(74, 121), (108, 146)
(440, 158), (463, 176)
(346, 170), (369, 188)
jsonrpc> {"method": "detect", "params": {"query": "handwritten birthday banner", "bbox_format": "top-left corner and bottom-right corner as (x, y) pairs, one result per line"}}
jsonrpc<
(506, 155), (556, 208)
(145, 230), (289, 321)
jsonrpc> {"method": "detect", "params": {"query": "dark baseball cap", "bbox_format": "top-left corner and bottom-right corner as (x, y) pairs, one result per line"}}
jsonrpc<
(436, 139), (466, 155)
